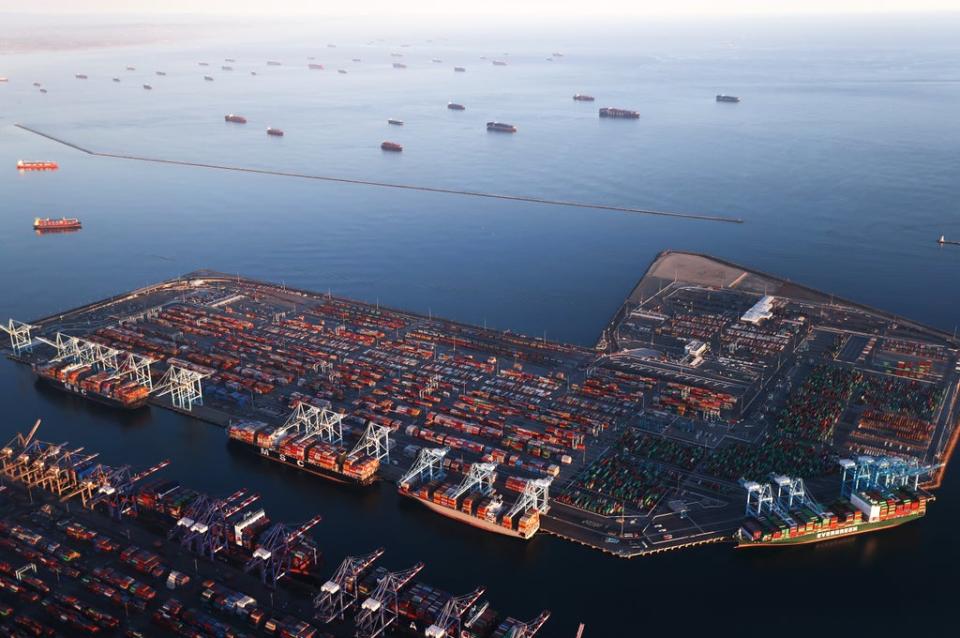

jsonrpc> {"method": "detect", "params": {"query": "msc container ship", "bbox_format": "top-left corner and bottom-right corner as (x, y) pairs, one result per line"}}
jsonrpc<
(398, 468), (541, 540)
(738, 485), (931, 547)
(32, 362), (151, 410)
(227, 421), (379, 486)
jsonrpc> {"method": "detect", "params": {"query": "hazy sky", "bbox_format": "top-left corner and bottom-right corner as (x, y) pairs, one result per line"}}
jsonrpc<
(3, 0), (959, 16)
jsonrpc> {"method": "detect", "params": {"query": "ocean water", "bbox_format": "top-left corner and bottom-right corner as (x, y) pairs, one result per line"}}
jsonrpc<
(1, 14), (960, 635)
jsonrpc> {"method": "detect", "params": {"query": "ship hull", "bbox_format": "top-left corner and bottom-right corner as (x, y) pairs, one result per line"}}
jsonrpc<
(34, 375), (148, 410)
(227, 439), (376, 487)
(738, 512), (924, 547)
(401, 491), (537, 539)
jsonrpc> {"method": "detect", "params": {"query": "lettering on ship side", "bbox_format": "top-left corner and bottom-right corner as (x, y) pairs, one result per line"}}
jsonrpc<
(816, 526), (858, 540)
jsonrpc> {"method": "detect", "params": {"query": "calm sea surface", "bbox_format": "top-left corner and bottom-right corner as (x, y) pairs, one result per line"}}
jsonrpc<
(1, 14), (959, 635)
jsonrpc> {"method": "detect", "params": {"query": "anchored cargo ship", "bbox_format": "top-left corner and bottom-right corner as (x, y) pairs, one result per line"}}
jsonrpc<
(266, 61), (282, 66)
(599, 107), (639, 119)
(573, 94), (595, 101)
(204, 75), (214, 81)
(492, 60), (507, 66)
(33, 362), (150, 409)
(227, 421), (379, 486)
(308, 63), (324, 70)
(34, 217), (81, 231)
(381, 141), (403, 152)
(486, 122), (517, 133)
(716, 94), (741, 103)
(387, 119), (404, 126)
(266, 127), (284, 137)
(454, 67), (466, 72)
(75, 74), (88, 79)
(17, 161), (59, 171)
(447, 102), (465, 110)
(143, 84), (153, 90)
(393, 63), (407, 69)
(224, 114), (247, 123)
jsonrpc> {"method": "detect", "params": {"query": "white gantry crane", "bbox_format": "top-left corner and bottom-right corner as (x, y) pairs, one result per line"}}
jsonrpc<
(273, 403), (345, 445)
(741, 480), (775, 518)
(399, 447), (448, 489)
(449, 462), (497, 501)
(424, 586), (486, 638)
(315, 547), (385, 624)
(505, 477), (553, 520)
(154, 364), (210, 411)
(349, 421), (391, 463)
(354, 562), (425, 638)
(1, 319), (35, 355)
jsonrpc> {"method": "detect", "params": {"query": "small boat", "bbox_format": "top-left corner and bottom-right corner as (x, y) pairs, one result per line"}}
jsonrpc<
(32, 82), (41, 87)
(492, 60), (507, 66)
(222, 65), (234, 71)
(224, 114), (247, 123)
(266, 60), (282, 66)
(388, 119), (404, 126)
(143, 84), (153, 90)
(250, 71), (258, 76)
(573, 94), (595, 101)
(266, 127), (284, 137)
(308, 63), (324, 70)
(199, 62), (209, 66)
(352, 58), (362, 62)
(204, 75), (214, 81)
(381, 141), (403, 152)
(552, 52), (564, 57)
(125, 66), (136, 71)
(155, 71), (166, 76)
(432, 58), (442, 63)
(447, 102), (465, 110)
(454, 67), (466, 72)
(75, 73), (88, 79)
(39, 88), (48, 93)
(392, 63), (407, 69)
(716, 94), (741, 103)
(337, 69), (347, 74)
(34, 217), (81, 231)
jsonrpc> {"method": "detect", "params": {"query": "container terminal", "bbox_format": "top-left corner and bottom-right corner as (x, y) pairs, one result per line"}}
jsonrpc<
(4, 251), (960, 557)
(0, 420), (551, 638)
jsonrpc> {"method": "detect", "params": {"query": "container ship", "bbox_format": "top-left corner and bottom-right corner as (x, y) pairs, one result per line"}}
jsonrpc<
(199, 62), (209, 66)
(573, 94), (595, 101)
(381, 141), (403, 152)
(447, 102), (465, 111)
(125, 66), (136, 71)
(738, 460), (936, 547)
(599, 107), (639, 119)
(486, 122), (517, 133)
(34, 217), (81, 231)
(227, 421), (379, 486)
(113, 77), (120, 82)
(222, 65), (234, 71)
(716, 94), (741, 103)
(398, 453), (545, 540)
(224, 114), (247, 123)
(337, 69), (347, 74)
(32, 361), (150, 409)
(17, 161), (58, 171)
(266, 127), (284, 137)
(155, 71), (166, 76)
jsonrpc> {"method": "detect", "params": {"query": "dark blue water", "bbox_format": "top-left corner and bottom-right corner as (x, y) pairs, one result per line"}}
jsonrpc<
(2, 14), (960, 635)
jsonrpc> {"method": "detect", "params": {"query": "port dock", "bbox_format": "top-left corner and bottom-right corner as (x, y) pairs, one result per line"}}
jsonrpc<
(5, 251), (960, 557)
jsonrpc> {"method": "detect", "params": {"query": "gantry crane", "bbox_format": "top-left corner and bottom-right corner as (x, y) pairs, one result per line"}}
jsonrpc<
(504, 477), (552, 521)
(354, 562), (425, 638)
(1, 319), (35, 355)
(449, 463), (497, 501)
(839, 455), (940, 498)
(315, 548), (385, 624)
(349, 421), (391, 463)
(770, 474), (825, 516)
(154, 364), (210, 411)
(424, 586), (486, 638)
(399, 447), (448, 490)
(245, 514), (322, 588)
(88, 459), (171, 519)
(497, 611), (551, 638)
(170, 489), (258, 560)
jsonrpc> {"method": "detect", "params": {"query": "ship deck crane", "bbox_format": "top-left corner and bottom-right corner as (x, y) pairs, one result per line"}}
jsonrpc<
(315, 547), (385, 624)
(355, 562), (425, 638)
(245, 514), (322, 588)
(2, 319), (35, 355)
(424, 586), (485, 638)
(505, 477), (552, 521)
(450, 463), (497, 501)
(399, 447), (448, 489)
